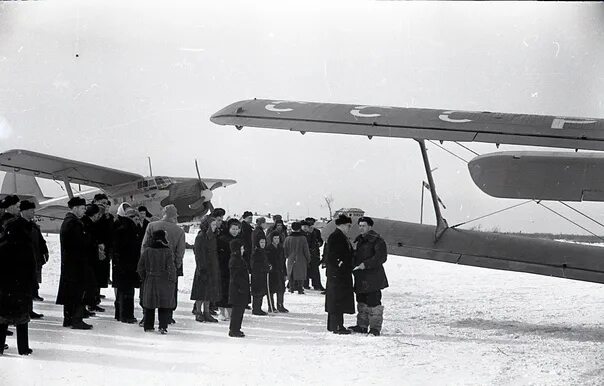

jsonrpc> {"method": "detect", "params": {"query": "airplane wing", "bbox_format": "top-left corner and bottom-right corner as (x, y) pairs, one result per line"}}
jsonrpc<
(34, 205), (70, 220)
(0, 149), (143, 188)
(171, 177), (237, 190)
(211, 99), (604, 151)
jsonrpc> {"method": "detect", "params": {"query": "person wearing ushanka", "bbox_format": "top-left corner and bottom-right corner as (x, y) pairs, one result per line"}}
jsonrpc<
(137, 230), (176, 334)
(81, 204), (103, 313)
(240, 211), (254, 270)
(0, 196), (37, 355)
(18, 200), (45, 319)
(56, 196), (93, 330)
(349, 216), (389, 336)
(228, 238), (250, 338)
(324, 214), (355, 335)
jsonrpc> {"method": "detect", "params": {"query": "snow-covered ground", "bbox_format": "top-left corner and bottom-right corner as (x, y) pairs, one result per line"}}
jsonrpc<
(0, 234), (602, 385)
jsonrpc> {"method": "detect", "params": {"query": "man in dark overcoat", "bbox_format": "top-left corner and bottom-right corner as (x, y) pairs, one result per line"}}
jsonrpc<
(92, 194), (114, 310)
(324, 214), (355, 334)
(18, 200), (45, 318)
(0, 196), (37, 355)
(350, 216), (389, 336)
(113, 208), (142, 323)
(56, 197), (93, 330)
(240, 211), (254, 269)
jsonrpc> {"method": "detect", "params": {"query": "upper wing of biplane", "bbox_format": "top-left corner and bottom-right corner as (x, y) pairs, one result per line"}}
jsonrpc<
(211, 99), (604, 151)
(0, 149), (143, 188)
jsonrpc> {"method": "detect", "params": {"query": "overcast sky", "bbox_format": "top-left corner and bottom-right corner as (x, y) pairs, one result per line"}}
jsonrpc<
(0, 1), (603, 233)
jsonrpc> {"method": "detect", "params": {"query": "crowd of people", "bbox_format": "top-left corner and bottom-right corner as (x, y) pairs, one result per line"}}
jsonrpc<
(0, 193), (390, 356)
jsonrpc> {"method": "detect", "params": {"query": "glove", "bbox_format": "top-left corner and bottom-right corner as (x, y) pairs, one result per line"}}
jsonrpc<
(353, 262), (366, 271)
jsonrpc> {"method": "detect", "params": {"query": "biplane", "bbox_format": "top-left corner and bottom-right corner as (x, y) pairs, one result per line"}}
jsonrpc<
(0, 149), (236, 232)
(211, 99), (604, 284)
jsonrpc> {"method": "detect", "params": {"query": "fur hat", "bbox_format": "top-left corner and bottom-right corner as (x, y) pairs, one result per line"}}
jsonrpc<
(291, 221), (301, 231)
(67, 196), (86, 209)
(19, 200), (36, 211)
(242, 211), (253, 219)
(93, 193), (108, 202)
(358, 216), (374, 226)
(305, 217), (316, 225)
(211, 208), (226, 217)
(3, 195), (20, 208)
(85, 203), (100, 217)
(335, 214), (352, 226)
(255, 217), (266, 225)
(299, 220), (310, 227)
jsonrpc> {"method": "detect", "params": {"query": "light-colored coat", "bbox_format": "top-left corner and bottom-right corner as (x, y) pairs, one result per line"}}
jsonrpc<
(283, 232), (310, 281)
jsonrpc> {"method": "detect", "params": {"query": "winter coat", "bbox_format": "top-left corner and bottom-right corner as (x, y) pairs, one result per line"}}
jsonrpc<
(190, 228), (222, 302)
(56, 213), (89, 305)
(93, 213), (114, 288)
(284, 232), (310, 281)
(324, 228), (355, 314)
(250, 246), (270, 296)
(137, 242), (177, 309)
(141, 220), (186, 276)
(112, 216), (142, 289)
(30, 221), (48, 275)
(216, 232), (237, 307)
(0, 216), (36, 325)
(240, 220), (253, 268)
(353, 230), (389, 294)
(305, 230), (322, 261)
(228, 240), (251, 306)
(266, 242), (286, 294)
(81, 216), (100, 303)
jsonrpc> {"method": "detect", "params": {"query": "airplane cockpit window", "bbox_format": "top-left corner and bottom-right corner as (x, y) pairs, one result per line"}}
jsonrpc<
(154, 177), (173, 189)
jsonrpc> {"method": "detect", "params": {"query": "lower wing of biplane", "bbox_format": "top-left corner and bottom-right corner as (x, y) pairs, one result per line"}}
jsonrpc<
(211, 99), (604, 284)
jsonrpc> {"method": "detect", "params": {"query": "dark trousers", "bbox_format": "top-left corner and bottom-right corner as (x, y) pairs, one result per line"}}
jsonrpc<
(229, 305), (245, 332)
(327, 312), (344, 332)
(356, 290), (382, 307)
(0, 323), (29, 354)
(306, 258), (323, 288)
(143, 308), (170, 330)
(170, 277), (179, 319)
(64, 303), (85, 325)
(117, 286), (135, 320)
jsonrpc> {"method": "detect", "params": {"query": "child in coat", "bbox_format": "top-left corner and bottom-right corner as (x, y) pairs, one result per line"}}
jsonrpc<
(137, 230), (176, 334)
(228, 238), (249, 338)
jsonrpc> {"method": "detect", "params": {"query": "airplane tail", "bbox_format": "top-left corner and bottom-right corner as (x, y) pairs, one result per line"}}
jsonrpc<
(1, 172), (47, 204)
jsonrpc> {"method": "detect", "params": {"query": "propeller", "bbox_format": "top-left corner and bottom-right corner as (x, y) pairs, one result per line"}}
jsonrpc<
(188, 159), (214, 213)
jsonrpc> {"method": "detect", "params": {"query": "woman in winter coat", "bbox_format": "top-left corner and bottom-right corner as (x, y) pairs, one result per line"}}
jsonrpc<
(283, 222), (310, 294)
(250, 236), (270, 315)
(265, 231), (288, 313)
(81, 204), (102, 310)
(113, 208), (142, 323)
(216, 218), (241, 321)
(0, 206), (36, 355)
(191, 218), (221, 323)
(228, 238), (249, 338)
(137, 230), (176, 334)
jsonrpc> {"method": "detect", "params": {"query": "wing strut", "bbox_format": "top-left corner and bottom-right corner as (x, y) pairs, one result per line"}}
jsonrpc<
(62, 176), (74, 199)
(417, 139), (448, 241)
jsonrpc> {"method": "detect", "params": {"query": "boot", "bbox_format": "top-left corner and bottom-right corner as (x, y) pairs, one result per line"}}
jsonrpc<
(252, 296), (267, 316)
(29, 311), (44, 319)
(228, 330), (245, 338)
(71, 321), (93, 330)
(348, 302), (369, 333)
(203, 302), (218, 322)
(17, 324), (31, 355)
(277, 304), (289, 313)
(368, 305), (384, 336)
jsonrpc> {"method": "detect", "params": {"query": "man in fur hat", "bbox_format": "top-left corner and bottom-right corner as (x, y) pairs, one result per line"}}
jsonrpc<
(349, 216), (388, 336)
(19, 200), (47, 317)
(56, 197), (93, 330)
(324, 214), (355, 334)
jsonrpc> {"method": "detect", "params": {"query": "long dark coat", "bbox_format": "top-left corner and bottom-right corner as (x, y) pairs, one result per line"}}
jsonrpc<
(81, 216), (100, 303)
(112, 216), (141, 289)
(250, 245), (270, 296)
(353, 230), (389, 294)
(240, 220), (253, 269)
(30, 221), (48, 283)
(228, 239), (251, 306)
(216, 232), (237, 307)
(56, 213), (89, 305)
(0, 216), (36, 325)
(190, 228), (222, 302)
(266, 242), (286, 294)
(137, 242), (176, 309)
(93, 213), (114, 288)
(324, 228), (355, 314)
(284, 232), (310, 281)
